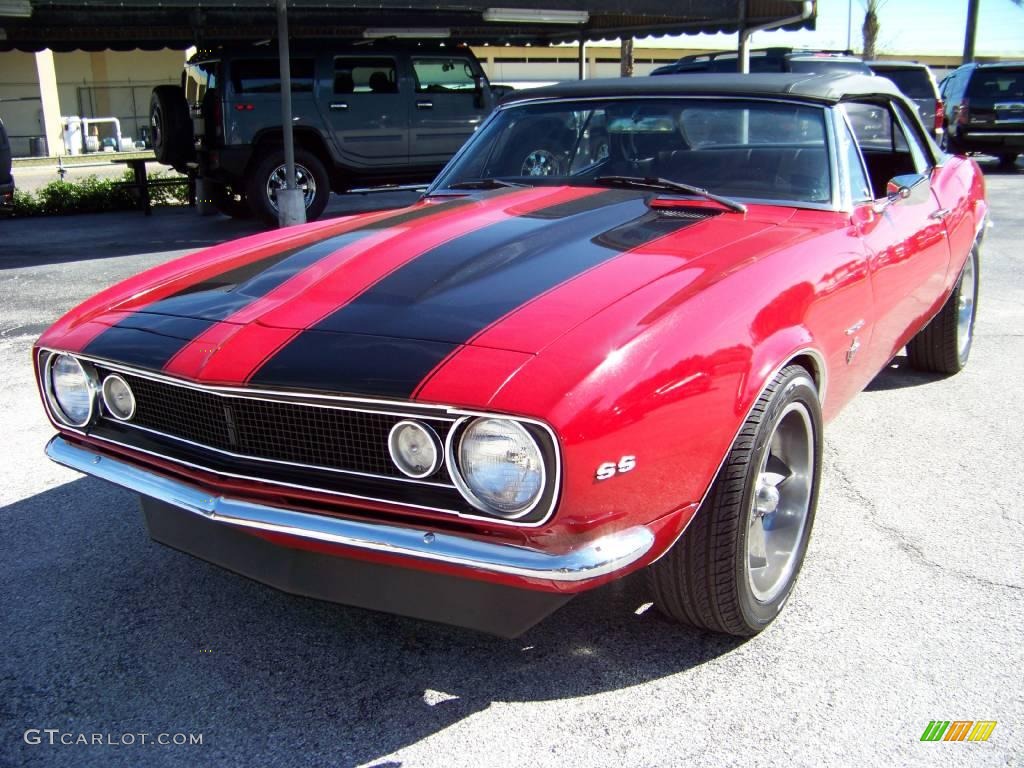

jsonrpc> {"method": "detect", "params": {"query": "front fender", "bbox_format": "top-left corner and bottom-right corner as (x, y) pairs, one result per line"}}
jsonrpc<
(489, 261), (831, 562)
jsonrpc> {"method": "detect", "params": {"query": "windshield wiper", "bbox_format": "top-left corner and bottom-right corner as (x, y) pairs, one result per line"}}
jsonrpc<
(594, 176), (747, 214)
(438, 178), (531, 191)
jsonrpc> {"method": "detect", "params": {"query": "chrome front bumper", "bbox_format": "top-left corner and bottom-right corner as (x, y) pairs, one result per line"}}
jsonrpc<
(46, 436), (654, 584)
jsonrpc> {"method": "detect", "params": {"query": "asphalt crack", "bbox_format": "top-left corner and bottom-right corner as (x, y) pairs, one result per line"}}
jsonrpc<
(824, 444), (1023, 593)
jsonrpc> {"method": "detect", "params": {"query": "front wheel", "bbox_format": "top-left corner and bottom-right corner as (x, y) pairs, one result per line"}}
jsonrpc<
(906, 247), (979, 374)
(648, 365), (822, 636)
(245, 148), (330, 225)
(998, 153), (1018, 168)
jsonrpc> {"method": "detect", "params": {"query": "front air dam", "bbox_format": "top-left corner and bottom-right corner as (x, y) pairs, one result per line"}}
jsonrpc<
(141, 496), (574, 637)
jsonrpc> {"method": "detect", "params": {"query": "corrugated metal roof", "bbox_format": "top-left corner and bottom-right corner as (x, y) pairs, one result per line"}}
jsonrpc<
(0, 0), (815, 52)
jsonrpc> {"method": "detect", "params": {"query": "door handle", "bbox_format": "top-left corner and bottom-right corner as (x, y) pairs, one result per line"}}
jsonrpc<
(929, 208), (951, 220)
(416, 101), (433, 110)
(330, 102), (349, 111)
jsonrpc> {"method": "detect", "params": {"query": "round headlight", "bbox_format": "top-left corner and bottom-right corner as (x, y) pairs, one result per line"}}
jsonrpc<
(454, 418), (544, 518)
(388, 420), (440, 478)
(101, 374), (136, 421)
(47, 354), (95, 427)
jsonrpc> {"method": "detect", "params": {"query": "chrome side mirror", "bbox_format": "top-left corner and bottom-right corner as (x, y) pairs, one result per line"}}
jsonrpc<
(873, 173), (930, 214)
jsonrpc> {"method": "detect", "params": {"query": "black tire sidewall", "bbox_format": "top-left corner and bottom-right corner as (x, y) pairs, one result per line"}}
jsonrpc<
(735, 370), (823, 631)
(246, 148), (330, 224)
(150, 86), (190, 167)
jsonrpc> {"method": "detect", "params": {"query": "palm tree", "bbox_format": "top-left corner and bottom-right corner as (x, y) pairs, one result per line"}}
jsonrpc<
(861, 0), (888, 60)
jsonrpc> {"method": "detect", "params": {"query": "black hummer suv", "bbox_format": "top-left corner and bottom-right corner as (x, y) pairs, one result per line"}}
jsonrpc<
(939, 61), (1024, 167)
(151, 42), (496, 222)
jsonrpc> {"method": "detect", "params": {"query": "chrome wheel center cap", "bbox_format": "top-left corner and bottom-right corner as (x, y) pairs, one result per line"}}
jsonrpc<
(754, 480), (781, 517)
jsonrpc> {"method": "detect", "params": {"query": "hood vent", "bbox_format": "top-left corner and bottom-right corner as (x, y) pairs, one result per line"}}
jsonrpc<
(654, 207), (721, 220)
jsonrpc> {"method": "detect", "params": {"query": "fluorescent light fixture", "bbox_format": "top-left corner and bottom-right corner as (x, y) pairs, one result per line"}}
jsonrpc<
(483, 8), (589, 24)
(363, 27), (451, 39)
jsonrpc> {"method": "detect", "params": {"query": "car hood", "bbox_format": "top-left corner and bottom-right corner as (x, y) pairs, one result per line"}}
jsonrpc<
(51, 186), (799, 397)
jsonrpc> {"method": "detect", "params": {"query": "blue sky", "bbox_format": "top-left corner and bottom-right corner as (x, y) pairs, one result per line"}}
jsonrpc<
(636, 0), (1024, 57)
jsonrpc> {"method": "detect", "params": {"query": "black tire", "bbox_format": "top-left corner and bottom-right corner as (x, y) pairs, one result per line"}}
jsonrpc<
(997, 153), (1018, 168)
(150, 85), (193, 167)
(210, 183), (252, 219)
(648, 365), (823, 636)
(245, 148), (330, 225)
(939, 129), (961, 156)
(906, 247), (979, 374)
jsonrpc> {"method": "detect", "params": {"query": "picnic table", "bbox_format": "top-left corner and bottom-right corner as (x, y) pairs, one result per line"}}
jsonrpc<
(111, 157), (194, 215)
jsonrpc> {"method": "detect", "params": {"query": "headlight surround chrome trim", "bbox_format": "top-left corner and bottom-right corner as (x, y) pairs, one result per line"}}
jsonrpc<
(43, 353), (97, 428)
(387, 419), (441, 479)
(100, 373), (136, 421)
(445, 416), (549, 520)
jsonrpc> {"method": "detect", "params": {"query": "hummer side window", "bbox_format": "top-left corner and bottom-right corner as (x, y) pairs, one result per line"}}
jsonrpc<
(231, 58), (314, 93)
(413, 58), (477, 95)
(333, 58), (399, 94)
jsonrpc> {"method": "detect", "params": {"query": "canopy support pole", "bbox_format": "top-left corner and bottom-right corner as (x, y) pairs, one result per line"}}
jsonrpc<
(276, 0), (305, 226)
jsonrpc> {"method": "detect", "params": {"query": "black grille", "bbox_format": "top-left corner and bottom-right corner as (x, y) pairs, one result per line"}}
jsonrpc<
(98, 369), (452, 481)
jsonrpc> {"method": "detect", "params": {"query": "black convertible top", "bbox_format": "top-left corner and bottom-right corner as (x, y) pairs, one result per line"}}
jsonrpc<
(502, 73), (906, 106)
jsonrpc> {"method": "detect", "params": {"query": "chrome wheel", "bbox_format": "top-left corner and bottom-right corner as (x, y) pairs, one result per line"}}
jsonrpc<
(746, 402), (815, 603)
(521, 149), (561, 176)
(957, 255), (976, 360)
(265, 162), (317, 212)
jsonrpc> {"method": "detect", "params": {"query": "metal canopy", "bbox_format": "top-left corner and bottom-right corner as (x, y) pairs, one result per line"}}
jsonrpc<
(0, 0), (815, 52)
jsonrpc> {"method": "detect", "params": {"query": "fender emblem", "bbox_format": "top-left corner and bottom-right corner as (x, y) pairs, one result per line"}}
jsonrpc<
(846, 336), (861, 364)
(596, 456), (637, 481)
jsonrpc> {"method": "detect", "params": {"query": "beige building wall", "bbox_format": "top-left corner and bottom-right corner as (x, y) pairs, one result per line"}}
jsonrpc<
(0, 48), (182, 156)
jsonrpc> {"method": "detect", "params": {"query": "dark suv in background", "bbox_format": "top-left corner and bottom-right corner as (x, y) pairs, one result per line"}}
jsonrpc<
(0, 117), (14, 214)
(151, 42), (495, 222)
(939, 61), (1024, 166)
(651, 47), (873, 76)
(867, 60), (942, 138)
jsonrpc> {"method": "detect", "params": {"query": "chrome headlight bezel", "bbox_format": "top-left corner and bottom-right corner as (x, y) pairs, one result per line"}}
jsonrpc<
(446, 416), (551, 520)
(100, 373), (136, 422)
(387, 419), (441, 479)
(43, 353), (98, 428)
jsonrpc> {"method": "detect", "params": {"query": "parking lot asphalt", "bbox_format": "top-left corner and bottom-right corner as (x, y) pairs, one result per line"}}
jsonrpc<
(1, 168), (1021, 768)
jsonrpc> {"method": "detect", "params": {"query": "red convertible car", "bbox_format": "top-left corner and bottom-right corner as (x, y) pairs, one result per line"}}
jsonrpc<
(37, 74), (986, 637)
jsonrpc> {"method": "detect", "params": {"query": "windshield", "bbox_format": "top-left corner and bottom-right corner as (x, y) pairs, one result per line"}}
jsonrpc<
(433, 98), (832, 205)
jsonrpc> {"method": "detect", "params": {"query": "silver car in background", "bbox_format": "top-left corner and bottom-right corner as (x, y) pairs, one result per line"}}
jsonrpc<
(868, 60), (943, 139)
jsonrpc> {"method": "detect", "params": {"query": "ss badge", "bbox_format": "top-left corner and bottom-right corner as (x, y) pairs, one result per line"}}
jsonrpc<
(596, 456), (637, 481)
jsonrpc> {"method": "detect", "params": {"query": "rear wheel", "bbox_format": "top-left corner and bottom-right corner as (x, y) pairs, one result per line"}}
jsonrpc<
(648, 365), (822, 636)
(246, 148), (330, 225)
(906, 247), (979, 374)
(997, 153), (1019, 168)
(939, 129), (961, 156)
(149, 85), (193, 168)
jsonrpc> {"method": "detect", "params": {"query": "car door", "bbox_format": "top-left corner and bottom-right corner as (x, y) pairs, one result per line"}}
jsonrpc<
(844, 99), (953, 370)
(320, 55), (408, 169)
(408, 55), (489, 167)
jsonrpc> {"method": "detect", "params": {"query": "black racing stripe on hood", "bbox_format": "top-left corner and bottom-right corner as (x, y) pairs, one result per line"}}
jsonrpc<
(81, 197), (477, 370)
(250, 195), (709, 398)
(240, 331), (456, 399)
